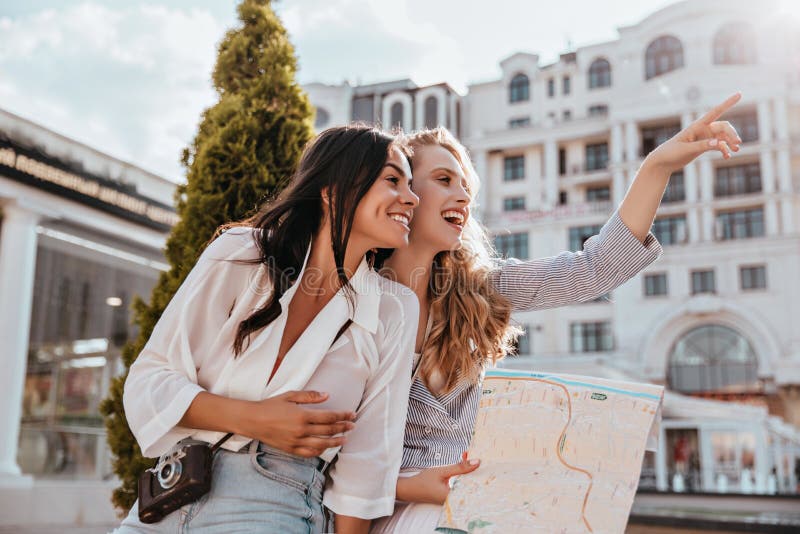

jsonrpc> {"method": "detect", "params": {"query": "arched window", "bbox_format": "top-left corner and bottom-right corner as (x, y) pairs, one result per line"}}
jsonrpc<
(314, 107), (330, 128)
(588, 58), (611, 89)
(645, 36), (684, 80)
(713, 22), (756, 65)
(509, 73), (530, 103)
(667, 325), (758, 393)
(390, 102), (404, 128)
(424, 96), (439, 129)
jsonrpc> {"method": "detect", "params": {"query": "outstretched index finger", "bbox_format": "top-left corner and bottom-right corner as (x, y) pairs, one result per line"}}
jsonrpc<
(699, 92), (742, 124)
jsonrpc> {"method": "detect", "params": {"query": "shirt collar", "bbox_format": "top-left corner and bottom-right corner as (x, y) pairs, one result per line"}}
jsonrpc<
(279, 243), (380, 334)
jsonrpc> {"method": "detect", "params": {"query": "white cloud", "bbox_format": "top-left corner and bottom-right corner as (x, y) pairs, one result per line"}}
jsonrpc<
(277, 0), (467, 89)
(0, 2), (228, 181)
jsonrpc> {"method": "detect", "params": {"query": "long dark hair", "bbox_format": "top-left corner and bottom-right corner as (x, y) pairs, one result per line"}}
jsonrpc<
(219, 124), (409, 355)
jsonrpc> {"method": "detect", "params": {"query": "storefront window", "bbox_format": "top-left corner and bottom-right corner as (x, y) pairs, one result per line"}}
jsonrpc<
(18, 235), (160, 479)
(710, 431), (756, 492)
(665, 428), (701, 492)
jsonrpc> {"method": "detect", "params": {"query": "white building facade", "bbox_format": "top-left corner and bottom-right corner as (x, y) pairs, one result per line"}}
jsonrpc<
(463, 0), (800, 494)
(0, 108), (175, 527)
(305, 78), (461, 135)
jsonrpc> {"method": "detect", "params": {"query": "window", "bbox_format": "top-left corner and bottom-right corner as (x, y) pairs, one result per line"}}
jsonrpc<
(559, 191), (568, 205)
(314, 107), (330, 128)
(547, 78), (555, 97)
(585, 142), (609, 171)
(691, 269), (716, 295)
(726, 111), (759, 143)
(668, 325), (758, 393)
(644, 273), (668, 296)
(570, 322), (613, 352)
(22, 243), (160, 479)
(713, 23), (756, 65)
(568, 224), (601, 251)
(641, 123), (681, 156)
(562, 110), (572, 121)
(588, 58), (611, 88)
(352, 95), (375, 122)
(586, 186), (610, 202)
(562, 76), (571, 95)
(740, 265), (767, 290)
(715, 163), (761, 197)
(662, 171), (685, 203)
(645, 36), (684, 79)
(588, 104), (609, 117)
(503, 196), (526, 211)
(558, 148), (567, 176)
(503, 156), (525, 181)
(390, 102), (404, 128)
(509, 117), (531, 129)
(423, 96), (439, 129)
(509, 74), (530, 103)
(652, 215), (687, 245)
(716, 208), (764, 240)
(495, 232), (529, 259)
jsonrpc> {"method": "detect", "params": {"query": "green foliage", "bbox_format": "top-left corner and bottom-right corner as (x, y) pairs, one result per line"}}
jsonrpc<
(99, 0), (314, 514)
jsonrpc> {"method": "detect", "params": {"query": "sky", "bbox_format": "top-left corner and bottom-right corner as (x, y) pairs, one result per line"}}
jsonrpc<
(0, 0), (762, 181)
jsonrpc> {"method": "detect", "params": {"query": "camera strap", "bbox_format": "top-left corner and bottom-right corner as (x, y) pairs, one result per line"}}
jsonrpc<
(211, 317), (354, 453)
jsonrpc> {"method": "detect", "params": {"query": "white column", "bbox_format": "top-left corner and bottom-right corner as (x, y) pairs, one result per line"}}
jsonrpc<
(688, 210), (701, 244)
(776, 148), (792, 193)
(698, 158), (714, 241)
(759, 150), (776, 194)
(773, 97), (789, 142)
(765, 202), (780, 237)
(543, 140), (558, 208)
(524, 146), (541, 211)
(611, 123), (626, 205)
(780, 198), (795, 236)
(685, 157), (700, 243)
(757, 100), (773, 144)
(488, 151), (504, 217)
(759, 150), (780, 236)
(684, 162), (698, 203)
(624, 120), (638, 163)
(0, 202), (40, 484)
(698, 158), (713, 202)
(472, 149), (489, 222)
(655, 427), (669, 491)
(776, 138), (794, 234)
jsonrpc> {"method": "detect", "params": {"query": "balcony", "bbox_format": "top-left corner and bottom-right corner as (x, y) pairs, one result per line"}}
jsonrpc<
(559, 163), (611, 187)
(487, 201), (613, 227)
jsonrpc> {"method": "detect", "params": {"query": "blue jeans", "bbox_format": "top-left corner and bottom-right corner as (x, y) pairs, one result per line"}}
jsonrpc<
(115, 440), (329, 533)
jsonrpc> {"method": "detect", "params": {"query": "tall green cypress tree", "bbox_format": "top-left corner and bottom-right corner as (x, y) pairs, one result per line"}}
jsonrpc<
(100, 0), (314, 513)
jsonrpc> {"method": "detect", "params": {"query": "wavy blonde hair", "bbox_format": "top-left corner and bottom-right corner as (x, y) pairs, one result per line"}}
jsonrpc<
(407, 127), (521, 392)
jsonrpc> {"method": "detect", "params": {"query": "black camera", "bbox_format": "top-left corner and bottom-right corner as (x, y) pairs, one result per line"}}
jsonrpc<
(137, 442), (214, 524)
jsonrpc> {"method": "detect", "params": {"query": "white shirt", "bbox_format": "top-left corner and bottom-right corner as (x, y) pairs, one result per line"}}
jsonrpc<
(124, 227), (419, 519)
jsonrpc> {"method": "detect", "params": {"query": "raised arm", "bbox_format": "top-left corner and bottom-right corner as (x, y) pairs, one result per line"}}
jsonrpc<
(490, 93), (743, 312)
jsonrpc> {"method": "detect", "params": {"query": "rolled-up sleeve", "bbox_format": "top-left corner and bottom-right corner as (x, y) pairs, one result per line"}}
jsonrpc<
(123, 229), (255, 458)
(322, 291), (418, 519)
(491, 210), (662, 312)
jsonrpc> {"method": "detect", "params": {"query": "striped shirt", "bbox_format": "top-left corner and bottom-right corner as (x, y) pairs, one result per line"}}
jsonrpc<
(400, 210), (663, 470)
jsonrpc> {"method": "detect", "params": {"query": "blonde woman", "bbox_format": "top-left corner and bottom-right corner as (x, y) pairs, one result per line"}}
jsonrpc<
(371, 94), (742, 532)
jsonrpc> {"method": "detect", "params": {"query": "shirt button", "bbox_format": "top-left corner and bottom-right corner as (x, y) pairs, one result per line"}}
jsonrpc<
(434, 452), (442, 460)
(424, 427), (432, 434)
(451, 423), (459, 430)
